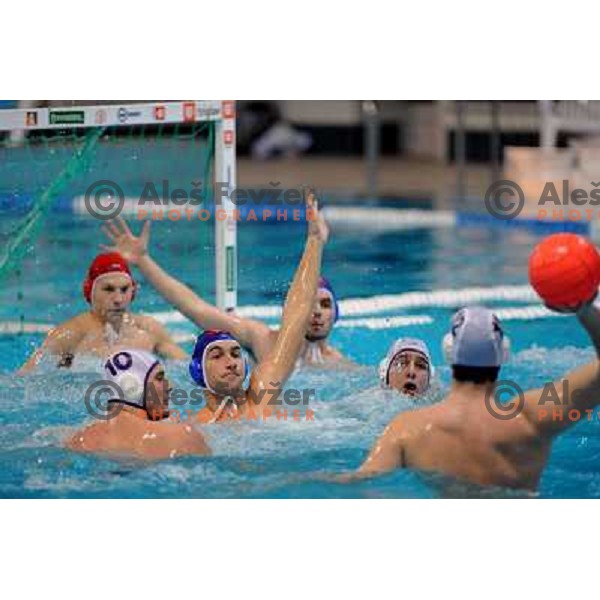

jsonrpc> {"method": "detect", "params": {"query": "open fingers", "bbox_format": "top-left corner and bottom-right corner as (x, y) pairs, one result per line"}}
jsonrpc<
(141, 220), (152, 240)
(101, 225), (117, 243)
(105, 219), (122, 240)
(116, 215), (131, 234)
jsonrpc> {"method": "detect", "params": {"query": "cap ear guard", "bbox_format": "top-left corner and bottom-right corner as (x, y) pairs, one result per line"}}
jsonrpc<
(378, 357), (389, 387)
(502, 337), (511, 363)
(189, 358), (206, 388)
(442, 332), (454, 365)
(113, 372), (144, 405)
(331, 295), (340, 323)
(318, 277), (340, 324)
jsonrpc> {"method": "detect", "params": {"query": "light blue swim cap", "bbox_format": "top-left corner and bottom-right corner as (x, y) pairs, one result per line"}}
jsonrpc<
(443, 306), (510, 367)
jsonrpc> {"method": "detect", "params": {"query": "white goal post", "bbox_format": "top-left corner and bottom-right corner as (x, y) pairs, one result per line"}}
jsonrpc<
(0, 100), (238, 312)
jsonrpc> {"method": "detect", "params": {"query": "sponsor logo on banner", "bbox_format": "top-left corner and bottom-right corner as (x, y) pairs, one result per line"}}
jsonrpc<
(183, 102), (196, 122)
(118, 107), (143, 124)
(25, 111), (38, 127)
(154, 105), (166, 121)
(224, 130), (234, 147)
(197, 101), (220, 119)
(222, 101), (235, 119)
(94, 109), (107, 125)
(49, 110), (85, 125)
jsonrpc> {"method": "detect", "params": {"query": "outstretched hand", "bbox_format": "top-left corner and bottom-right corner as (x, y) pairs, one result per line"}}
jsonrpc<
(305, 188), (329, 244)
(101, 216), (151, 265)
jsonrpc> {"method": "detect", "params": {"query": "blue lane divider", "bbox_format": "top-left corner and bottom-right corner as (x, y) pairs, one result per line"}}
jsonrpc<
(0, 192), (75, 215)
(456, 211), (590, 235)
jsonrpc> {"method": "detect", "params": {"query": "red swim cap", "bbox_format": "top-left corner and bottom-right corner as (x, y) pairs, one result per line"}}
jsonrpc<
(83, 252), (136, 304)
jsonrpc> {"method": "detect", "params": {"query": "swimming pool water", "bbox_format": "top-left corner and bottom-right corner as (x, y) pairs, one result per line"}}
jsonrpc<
(0, 213), (596, 498)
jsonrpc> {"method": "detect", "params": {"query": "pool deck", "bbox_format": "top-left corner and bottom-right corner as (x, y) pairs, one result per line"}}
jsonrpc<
(238, 157), (494, 208)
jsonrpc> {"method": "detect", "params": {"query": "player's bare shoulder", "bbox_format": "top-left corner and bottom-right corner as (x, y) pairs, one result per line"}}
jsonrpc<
(45, 313), (93, 352)
(391, 405), (439, 441)
(66, 422), (106, 452)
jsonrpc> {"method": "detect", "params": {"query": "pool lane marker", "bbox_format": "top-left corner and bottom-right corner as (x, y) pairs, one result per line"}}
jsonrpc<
(0, 321), (53, 334)
(0, 286), (566, 337)
(0, 304), (567, 339)
(149, 285), (538, 323)
(322, 207), (456, 229)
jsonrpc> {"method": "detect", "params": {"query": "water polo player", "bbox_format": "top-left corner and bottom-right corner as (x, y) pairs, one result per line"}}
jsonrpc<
(67, 349), (210, 459)
(18, 252), (187, 373)
(352, 296), (600, 491)
(103, 193), (328, 422)
(378, 338), (433, 397)
(100, 190), (350, 367)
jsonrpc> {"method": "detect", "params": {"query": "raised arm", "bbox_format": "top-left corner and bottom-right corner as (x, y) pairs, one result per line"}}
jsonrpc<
(137, 315), (189, 360)
(248, 191), (326, 399)
(101, 217), (272, 356)
(524, 301), (600, 435)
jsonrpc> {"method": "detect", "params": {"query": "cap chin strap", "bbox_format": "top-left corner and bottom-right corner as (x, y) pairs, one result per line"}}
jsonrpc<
(307, 343), (326, 364)
(208, 396), (238, 424)
(304, 332), (329, 343)
(442, 333), (511, 365)
(106, 400), (169, 421)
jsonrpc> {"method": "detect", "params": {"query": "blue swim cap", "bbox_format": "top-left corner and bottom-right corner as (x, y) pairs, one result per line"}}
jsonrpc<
(318, 276), (340, 323)
(189, 330), (250, 392)
(443, 307), (510, 367)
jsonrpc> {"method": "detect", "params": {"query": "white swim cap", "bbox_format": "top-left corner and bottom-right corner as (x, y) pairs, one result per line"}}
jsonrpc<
(442, 307), (510, 367)
(379, 337), (433, 387)
(104, 349), (160, 410)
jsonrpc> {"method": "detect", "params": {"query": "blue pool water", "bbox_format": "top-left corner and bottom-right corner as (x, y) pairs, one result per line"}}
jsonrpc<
(0, 211), (596, 498)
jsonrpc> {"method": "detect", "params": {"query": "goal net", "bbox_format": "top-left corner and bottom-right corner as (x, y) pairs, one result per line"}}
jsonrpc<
(0, 101), (237, 338)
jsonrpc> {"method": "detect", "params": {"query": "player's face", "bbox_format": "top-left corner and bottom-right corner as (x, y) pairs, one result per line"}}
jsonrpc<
(92, 274), (134, 318)
(305, 289), (335, 341)
(204, 341), (245, 395)
(145, 365), (171, 420)
(388, 351), (430, 397)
